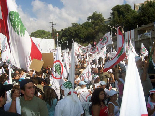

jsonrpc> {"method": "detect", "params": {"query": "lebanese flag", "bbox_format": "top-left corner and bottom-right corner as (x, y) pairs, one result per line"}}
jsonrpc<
(0, 0), (42, 70)
(103, 28), (126, 72)
(120, 51), (148, 116)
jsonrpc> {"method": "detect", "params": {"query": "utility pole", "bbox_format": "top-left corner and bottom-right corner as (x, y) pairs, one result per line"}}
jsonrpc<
(49, 22), (56, 39)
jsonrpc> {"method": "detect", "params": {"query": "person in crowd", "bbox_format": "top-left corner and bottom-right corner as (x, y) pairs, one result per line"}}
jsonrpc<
(0, 82), (20, 116)
(77, 81), (91, 102)
(108, 89), (120, 116)
(4, 84), (20, 111)
(55, 81), (84, 116)
(107, 69), (115, 88)
(43, 88), (57, 116)
(9, 79), (48, 116)
(43, 78), (51, 92)
(98, 67), (110, 84)
(74, 73), (81, 88)
(147, 88), (155, 116)
(148, 47), (155, 88)
(99, 81), (109, 93)
(136, 56), (153, 103)
(91, 88), (108, 116)
(114, 64), (125, 106)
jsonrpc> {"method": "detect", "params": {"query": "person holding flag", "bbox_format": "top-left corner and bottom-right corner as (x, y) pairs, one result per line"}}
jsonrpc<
(55, 81), (84, 116)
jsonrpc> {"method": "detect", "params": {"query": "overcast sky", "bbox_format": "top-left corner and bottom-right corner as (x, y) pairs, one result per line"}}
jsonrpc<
(0, 0), (146, 34)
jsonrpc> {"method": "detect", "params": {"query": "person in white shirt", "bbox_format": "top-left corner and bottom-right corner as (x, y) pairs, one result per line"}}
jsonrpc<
(77, 81), (91, 102)
(54, 81), (84, 116)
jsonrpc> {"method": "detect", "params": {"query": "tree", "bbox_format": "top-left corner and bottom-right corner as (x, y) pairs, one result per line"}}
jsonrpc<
(87, 11), (106, 45)
(137, 1), (155, 27)
(30, 30), (52, 39)
(110, 4), (138, 32)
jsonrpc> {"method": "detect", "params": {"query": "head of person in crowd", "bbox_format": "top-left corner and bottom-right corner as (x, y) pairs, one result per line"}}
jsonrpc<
(43, 88), (57, 106)
(20, 79), (35, 100)
(0, 83), (13, 107)
(61, 81), (73, 96)
(135, 56), (143, 68)
(13, 73), (20, 80)
(98, 67), (103, 74)
(28, 70), (34, 77)
(119, 62), (126, 79)
(94, 75), (100, 83)
(93, 68), (98, 74)
(91, 88), (106, 106)
(99, 81), (107, 89)
(43, 78), (51, 92)
(79, 81), (87, 89)
(11, 84), (20, 98)
(108, 89), (118, 102)
(149, 88), (155, 102)
(0, 74), (7, 84)
(14, 68), (19, 74)
(19, 68), (26, 76)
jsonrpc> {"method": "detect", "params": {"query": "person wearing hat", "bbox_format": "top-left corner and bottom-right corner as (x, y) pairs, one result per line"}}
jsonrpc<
(55, 81), (84, 116)
(9, 79), (48, 116)
(147, 88), (155, 116)
(136, 56), (153, 103)
(99, 81), (109, 94)
(77, 81), (91, 102)
(108, 89), (120, 116)
(0, 83), (20, 116)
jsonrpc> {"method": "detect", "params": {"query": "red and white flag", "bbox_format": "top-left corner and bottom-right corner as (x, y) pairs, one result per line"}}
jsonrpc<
(0, 0), (42, 70)
(103, 28), (126, 72)
(120, 51), (148, 116)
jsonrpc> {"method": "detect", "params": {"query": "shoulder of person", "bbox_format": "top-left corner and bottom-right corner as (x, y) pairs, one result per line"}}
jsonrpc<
(92, 104), (100, 110)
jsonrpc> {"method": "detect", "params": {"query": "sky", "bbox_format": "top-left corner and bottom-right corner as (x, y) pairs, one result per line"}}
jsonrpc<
(0, 0), (146, 34)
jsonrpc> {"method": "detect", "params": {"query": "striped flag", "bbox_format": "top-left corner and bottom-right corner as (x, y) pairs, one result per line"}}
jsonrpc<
(103, 28), (126, 72)
(0, 0), (42, 70)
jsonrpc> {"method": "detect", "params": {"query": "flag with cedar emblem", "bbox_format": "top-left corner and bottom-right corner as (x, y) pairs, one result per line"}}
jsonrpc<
(0, 0), (42, 70)
(103, 28), (126, 72)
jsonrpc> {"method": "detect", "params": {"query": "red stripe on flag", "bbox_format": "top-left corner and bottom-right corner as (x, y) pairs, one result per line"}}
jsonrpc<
(141, 114), (148, 116)
(30, 38), (42, 60)
(0, 0), (10, 47)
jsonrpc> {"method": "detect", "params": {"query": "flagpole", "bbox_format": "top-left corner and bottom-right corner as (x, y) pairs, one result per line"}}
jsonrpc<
(57, 33), (58, 47)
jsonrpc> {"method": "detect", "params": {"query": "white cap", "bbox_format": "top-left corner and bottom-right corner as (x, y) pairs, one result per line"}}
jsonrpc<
(107, 89), (118, 96)
(99, 81), (106, 85)
(79, 81), (87, 85)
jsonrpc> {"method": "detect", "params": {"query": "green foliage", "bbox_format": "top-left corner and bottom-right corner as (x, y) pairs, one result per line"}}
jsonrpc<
(30, 30), (52, 39)
(110, 4), (138, 32)
(137, 1), (155, 27)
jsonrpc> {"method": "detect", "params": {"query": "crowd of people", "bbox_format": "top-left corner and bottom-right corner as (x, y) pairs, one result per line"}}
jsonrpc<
(0, 47), (155, 116)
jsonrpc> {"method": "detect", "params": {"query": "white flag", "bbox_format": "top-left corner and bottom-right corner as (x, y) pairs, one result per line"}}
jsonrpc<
(80, 64), (92, 82)
(120, 51), (148, 116)
(1, 35), (11, 63)
(68, 43), (75, 88)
